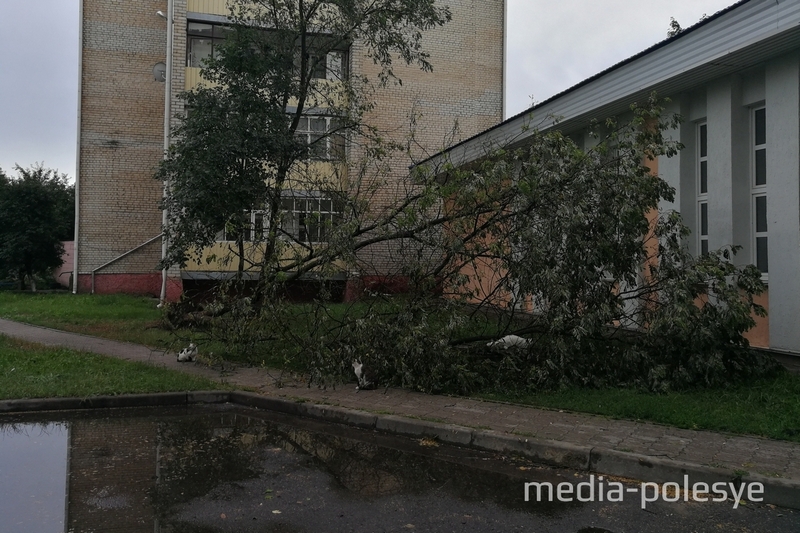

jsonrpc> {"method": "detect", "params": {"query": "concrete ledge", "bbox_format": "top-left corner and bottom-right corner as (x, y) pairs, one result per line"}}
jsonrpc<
(590, 447), (734, 486)
(743, 473), (800, 511)
(375, 414), (475, 447)
(301, 403), (379, 430)
(0, 391), (232, 413)
(590, 447), (800, 510)
(186, 391), (231, 404)
(1, 392), (186, 412)
(471, 431), (592, 471)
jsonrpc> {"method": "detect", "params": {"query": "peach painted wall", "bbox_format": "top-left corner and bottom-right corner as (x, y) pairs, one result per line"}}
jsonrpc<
(54, 241), (74, 288)
(744, 289), (769, 348)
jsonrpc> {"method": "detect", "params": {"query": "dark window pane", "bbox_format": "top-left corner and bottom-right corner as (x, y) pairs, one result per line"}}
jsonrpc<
(755, 195), (768, 233)
(188, 23), (213, 37)
(298, 212), (308, 242)
(327, 51), (346, 80)
(700, 161), (707, 194)
(700, 202), (708, 236)
(310, 118), (326, 132)
(213, 25), (232, 39)
(332, 134), (345, 160)
(755, 149), (766, 185)
(253, 213), (264, 241)
(312, 54), (327, 79)
(701, 239), (709, 256)
(189, 38), (213, 67)
(756, 236), (768, 273)
(700, 124), (708, 158)
(755, 108), (766, 146)
(309, 134), (326, 158)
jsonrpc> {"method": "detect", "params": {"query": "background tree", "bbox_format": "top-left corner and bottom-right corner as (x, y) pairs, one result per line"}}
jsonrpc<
(0, 164), (74, 290)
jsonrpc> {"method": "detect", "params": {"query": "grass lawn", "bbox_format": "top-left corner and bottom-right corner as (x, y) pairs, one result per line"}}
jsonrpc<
(482, 372), (800, 442)
(0, 291), (175, 349)
(2, 291), (799, 441)
(0, 335), (222, 400)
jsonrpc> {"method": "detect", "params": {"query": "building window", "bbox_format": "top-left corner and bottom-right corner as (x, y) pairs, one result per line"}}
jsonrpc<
(697, 122), (708, 255)
(752, 107), (767, 273)
(216, 211), (266, 242)
(294, 116), (345, 160)
(281, 195), (341, 243)
(295, 50), (348, 80)
(187, 23), (348, 81)
(187, 22), (231, 68)
(754, 194), (768, 273)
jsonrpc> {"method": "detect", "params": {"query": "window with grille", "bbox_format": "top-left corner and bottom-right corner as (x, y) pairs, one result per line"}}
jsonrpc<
(280, 195), (341, 243)
(294, 116), (345, 160)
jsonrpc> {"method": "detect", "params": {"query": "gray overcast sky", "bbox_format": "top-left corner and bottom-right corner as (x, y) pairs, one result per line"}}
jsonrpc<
(0, 0), (736, 180)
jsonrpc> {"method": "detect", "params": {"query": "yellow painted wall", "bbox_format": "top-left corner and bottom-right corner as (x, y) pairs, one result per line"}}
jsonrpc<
(184, 67), (209, 90)
(185, 66), (344, 107)
(187, 0), (229, 16)
(184, 241), (347, 272)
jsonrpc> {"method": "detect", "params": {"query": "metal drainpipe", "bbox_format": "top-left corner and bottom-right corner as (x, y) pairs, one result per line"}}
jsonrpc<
(160, 0), (174, 305)
(73, 0), (84, 294)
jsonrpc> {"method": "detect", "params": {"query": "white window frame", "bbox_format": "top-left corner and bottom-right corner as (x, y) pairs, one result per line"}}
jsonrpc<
(216, 210), (267, 243)
(697, 122), (708, 256)
(751, 106), (768, 276)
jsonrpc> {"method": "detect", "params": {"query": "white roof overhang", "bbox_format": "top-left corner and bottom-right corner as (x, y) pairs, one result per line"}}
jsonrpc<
(420, 0), (800, 173)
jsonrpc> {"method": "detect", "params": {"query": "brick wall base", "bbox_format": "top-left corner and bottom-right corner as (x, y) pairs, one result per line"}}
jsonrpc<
(77, 273), (183, 302)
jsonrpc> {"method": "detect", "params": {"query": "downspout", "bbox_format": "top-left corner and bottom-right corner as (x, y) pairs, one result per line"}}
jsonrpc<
(72, 0), (84, 294)
(160, 0), (174, 304)
(502, 0), (508, 120)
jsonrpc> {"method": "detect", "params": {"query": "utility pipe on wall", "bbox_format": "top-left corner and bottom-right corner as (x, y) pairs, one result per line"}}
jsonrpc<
(159, 0), (174, 304)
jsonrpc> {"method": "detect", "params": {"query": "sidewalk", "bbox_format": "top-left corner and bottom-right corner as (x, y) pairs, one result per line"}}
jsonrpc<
(2, 317), (799, 487)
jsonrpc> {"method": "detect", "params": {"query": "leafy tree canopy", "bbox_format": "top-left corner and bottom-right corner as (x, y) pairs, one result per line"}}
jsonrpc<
(0, 164), (74, 290)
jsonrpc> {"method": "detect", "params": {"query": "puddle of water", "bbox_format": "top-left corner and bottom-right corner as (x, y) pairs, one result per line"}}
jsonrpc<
(0, 421), (68, 533)
(1, 404), (797, 533)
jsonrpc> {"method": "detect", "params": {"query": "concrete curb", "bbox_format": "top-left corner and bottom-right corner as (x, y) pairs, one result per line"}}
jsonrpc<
(0, 391), (230, 413)
(2, 391), (799, 509)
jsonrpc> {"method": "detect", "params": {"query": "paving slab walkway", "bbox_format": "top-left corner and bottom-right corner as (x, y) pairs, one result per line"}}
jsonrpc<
(1, 318), (798, 483)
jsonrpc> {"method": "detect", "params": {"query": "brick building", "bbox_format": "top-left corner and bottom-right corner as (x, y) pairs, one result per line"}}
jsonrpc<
(73, 0), (505, 300)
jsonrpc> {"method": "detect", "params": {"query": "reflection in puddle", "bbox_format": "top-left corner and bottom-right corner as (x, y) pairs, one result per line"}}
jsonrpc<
(0, 406), (571, 532)
(150, 407), (571, 531)
(0, 405), (797, 533)
(0, 422), (68, 533)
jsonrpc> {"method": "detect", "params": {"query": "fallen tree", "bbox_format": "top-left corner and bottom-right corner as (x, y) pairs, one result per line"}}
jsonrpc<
(157, 2), (774, 393)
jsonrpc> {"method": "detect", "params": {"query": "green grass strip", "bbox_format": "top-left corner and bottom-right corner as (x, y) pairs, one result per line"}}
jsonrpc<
(0, 335), (221, 400)
(0, 292), (173, 348)
(481, 372), (800, 442)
